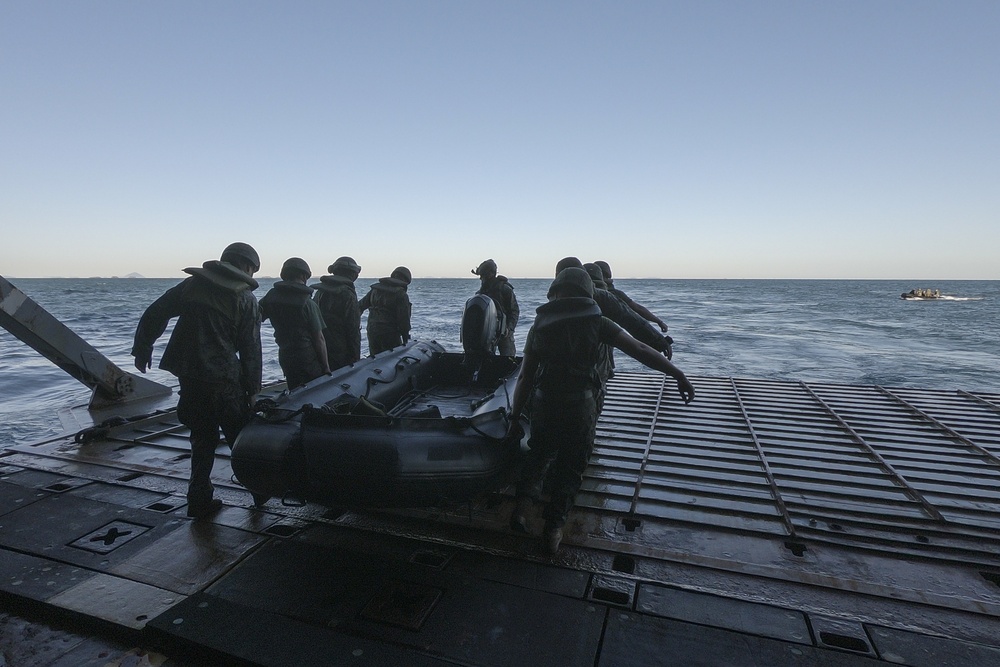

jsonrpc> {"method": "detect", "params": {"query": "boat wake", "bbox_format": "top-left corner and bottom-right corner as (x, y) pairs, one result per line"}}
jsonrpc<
(903, 295), (982, 302)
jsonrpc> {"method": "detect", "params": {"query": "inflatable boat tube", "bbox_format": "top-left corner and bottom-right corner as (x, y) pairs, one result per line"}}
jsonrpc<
(231, 340), (527, 507)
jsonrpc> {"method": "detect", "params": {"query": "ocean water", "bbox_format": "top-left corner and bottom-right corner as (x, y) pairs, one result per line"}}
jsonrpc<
(1, 277), (997, 446)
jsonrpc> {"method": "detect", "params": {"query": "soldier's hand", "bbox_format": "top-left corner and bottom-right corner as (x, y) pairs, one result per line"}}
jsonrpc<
(505, 420), (525, 444)
(676, 376), (695, 404)
(133, 353), (152, 373)
(662, 336), (674, 360)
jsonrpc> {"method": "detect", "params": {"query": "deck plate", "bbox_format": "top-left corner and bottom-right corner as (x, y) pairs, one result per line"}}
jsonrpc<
(4, 372), (1000, 664)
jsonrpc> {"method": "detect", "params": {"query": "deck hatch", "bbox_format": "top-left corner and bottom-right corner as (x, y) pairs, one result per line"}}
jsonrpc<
(69, 520), (152, 554)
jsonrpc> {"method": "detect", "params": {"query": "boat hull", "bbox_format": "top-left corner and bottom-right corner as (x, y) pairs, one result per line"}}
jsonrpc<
(231, 341), (525, 507)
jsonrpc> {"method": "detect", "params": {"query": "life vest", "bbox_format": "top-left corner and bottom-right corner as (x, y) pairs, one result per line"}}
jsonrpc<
(531, 297), (604, 395)
(261, 281), (315, 353)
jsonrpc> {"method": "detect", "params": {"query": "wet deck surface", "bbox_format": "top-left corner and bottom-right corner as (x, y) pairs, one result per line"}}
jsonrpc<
(2, 372), (1000, 665)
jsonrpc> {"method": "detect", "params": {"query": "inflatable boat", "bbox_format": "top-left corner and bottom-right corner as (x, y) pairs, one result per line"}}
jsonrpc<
(231, 339), (527, 508)
(901, 288), (943, 300)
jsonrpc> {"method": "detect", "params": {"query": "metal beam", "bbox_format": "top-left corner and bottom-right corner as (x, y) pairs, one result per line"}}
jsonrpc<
(802, 382), (945, 522)
(730, 378), (797, 537)
(0, 275), (171, 409)
(879, 386), (1000, 467)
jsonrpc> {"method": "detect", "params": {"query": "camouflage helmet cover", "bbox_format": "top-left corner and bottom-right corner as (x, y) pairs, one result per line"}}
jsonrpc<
(583, 263), (607, 289)
(594, 260), (613, 280)
(220, 242), (260, 273)
(280, 257), (311, 280)
(329, 256), (362, 275)
(554, 256), (583, 276)
(547, 266), (594, 299)
(390, 266), (412, 284)
(472, 259), (498, 276)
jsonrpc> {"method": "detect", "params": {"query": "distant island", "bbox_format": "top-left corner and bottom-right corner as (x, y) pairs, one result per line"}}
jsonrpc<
(110, 273), (146, 279)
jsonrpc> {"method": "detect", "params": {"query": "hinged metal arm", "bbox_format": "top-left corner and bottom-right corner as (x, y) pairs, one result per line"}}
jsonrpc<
(0, 275), (172, 409)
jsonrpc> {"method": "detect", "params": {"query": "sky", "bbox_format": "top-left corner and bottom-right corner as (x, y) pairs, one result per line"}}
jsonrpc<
(1, 2), (998, 280)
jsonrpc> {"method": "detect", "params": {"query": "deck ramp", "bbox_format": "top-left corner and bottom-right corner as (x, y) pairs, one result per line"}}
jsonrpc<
(2, 373), (1000, 665)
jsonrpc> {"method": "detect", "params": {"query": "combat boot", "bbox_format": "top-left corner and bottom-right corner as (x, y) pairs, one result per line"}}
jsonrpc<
(509, 496), (532, 533)
(186, 497), (223, 519)
(543, 525), (563, 554)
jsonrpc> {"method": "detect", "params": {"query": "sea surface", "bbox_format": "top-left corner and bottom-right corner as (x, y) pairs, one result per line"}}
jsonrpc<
(1, 278), (997, 446)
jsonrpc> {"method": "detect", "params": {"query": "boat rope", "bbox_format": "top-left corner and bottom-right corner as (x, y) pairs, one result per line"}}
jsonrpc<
(500, 377), (513, 411)
(256, 403), (311, 424)
(467, 419), (507, 443)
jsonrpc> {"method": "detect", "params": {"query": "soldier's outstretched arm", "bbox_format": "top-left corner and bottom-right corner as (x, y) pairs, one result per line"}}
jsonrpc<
(628, 298), (668, 332)
(613, 330), (694, 403)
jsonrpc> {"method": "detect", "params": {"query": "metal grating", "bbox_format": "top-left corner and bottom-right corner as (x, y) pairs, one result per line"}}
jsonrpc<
(9, 371), (1000, 566)
(580, 372), (1000, 563)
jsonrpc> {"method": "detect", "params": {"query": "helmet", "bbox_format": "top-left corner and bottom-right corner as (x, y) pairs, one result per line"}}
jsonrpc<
(220, 242), (260, 273)
(554, 256), (583, 276)
(472, 259), (498, 277)
(594, 260), (612, 281)
(547, 267), (594, 299)
(280, 257), (311, 281)
(390, 266), (412, 284)
(583, 263), (607, 289)
(329, 256), (362, 276)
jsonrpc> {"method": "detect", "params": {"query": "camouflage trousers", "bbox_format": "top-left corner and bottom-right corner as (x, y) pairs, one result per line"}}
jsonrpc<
(516, 390), (598, 528)
(176, 377), (251, 508)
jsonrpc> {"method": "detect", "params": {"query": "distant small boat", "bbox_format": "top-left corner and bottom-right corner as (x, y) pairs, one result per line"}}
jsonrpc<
(901, 288), (943, 300)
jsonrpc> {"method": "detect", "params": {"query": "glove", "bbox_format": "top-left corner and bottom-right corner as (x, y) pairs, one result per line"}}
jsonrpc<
(505, 421), (525, 446)
(659, 335), (674, 360)
(133, 350), (152, 373)
(676, 375), (695, 403)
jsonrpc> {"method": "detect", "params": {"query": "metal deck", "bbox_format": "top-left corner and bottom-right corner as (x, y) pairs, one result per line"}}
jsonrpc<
(587, 374), (1000, 563)
(2, 373), (1000, 665)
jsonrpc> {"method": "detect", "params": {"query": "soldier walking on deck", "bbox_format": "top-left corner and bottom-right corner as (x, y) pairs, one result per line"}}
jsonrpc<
(506, 267), (694, 554)
(313, 256), (363, 371)
(131, 242), (263, 519)
(472, 259), (520, 356)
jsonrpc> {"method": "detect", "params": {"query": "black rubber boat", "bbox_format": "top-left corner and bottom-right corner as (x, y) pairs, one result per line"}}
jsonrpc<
(231, 340), (526, 508)
(901, 288), (943, 299)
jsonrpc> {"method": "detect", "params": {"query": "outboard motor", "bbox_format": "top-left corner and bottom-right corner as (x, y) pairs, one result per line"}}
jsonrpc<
(461, 293), (505, 380)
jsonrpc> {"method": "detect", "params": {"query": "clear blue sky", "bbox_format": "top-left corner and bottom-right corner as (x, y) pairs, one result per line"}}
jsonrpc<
(2, 2), (997, 279)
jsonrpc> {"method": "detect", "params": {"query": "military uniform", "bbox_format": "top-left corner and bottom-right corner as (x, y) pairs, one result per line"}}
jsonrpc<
(508, 266), (694, 552)
(260, 280), (327, 388)
(131, 258), (262, 515)
(359, 273), (411, 355)
(313, 274), (362, 370)
(517, 296), (624, 529)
